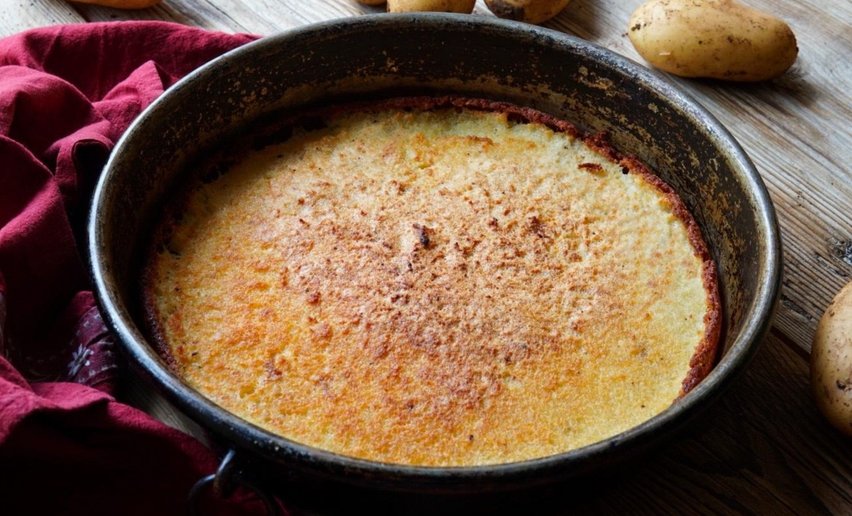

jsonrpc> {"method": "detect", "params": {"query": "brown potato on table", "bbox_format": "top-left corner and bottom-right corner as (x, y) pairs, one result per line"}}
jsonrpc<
(69, 0), (161, 8)
(628, 0), (798, 82)
(811, 281), (852, 437)
(387, 0), (475, 13)
(484, 0), (571, 24)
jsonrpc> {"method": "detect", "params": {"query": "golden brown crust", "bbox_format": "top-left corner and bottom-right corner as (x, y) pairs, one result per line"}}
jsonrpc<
(141, 96), (721, 465)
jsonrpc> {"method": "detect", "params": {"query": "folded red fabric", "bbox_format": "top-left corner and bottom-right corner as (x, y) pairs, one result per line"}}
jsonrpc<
(0, 21), (270, 515)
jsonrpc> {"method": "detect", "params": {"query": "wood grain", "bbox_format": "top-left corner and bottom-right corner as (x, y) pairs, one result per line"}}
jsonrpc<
(0, 0), (85, 37)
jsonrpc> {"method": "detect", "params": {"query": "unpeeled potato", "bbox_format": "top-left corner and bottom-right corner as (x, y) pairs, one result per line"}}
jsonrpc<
(811, 281), (852, 437)
(387, 0), (475, 13)
(628, 0), (798, 81)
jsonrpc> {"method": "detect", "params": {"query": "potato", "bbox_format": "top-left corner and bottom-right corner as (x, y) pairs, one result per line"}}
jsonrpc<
(357, 0), (386, 5)
(69, 0), (161, 7)
(387, 0), (475, 13)
(627, 0), (798, 82)
(811, 280), (852, 437)
(484, 0), (571, 24)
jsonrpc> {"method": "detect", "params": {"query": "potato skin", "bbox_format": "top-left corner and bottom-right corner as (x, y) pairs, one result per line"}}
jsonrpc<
(485, 0), (571, 24)
(628, 0), (798, 81)
(811, 281), (852, 437)
(387, 0), (475, 13)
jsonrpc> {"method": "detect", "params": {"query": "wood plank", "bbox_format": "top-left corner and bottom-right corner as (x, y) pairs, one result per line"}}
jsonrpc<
(70, 0), (379, 33)
(0, 0), (86, 37)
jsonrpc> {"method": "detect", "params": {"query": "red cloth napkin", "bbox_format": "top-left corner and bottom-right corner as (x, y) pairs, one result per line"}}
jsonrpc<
(0, 21), (274, 515)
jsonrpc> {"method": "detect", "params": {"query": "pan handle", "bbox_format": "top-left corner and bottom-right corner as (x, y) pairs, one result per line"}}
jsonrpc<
(187, 449), (282, 515)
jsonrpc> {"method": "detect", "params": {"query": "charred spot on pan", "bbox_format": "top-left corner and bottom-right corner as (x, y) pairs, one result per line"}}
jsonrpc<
(200, 161), (233, 184)
(300, 115), (328, 132)
(164, 244), (181, 257)
(253, 125), (293, 150)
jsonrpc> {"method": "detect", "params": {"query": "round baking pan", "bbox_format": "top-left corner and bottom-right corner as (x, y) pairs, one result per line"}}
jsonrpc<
(88, 13), (781, 512)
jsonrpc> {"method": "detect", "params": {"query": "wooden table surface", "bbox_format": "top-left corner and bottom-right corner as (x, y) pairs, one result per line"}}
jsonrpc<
(5, 0), (851, 513)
